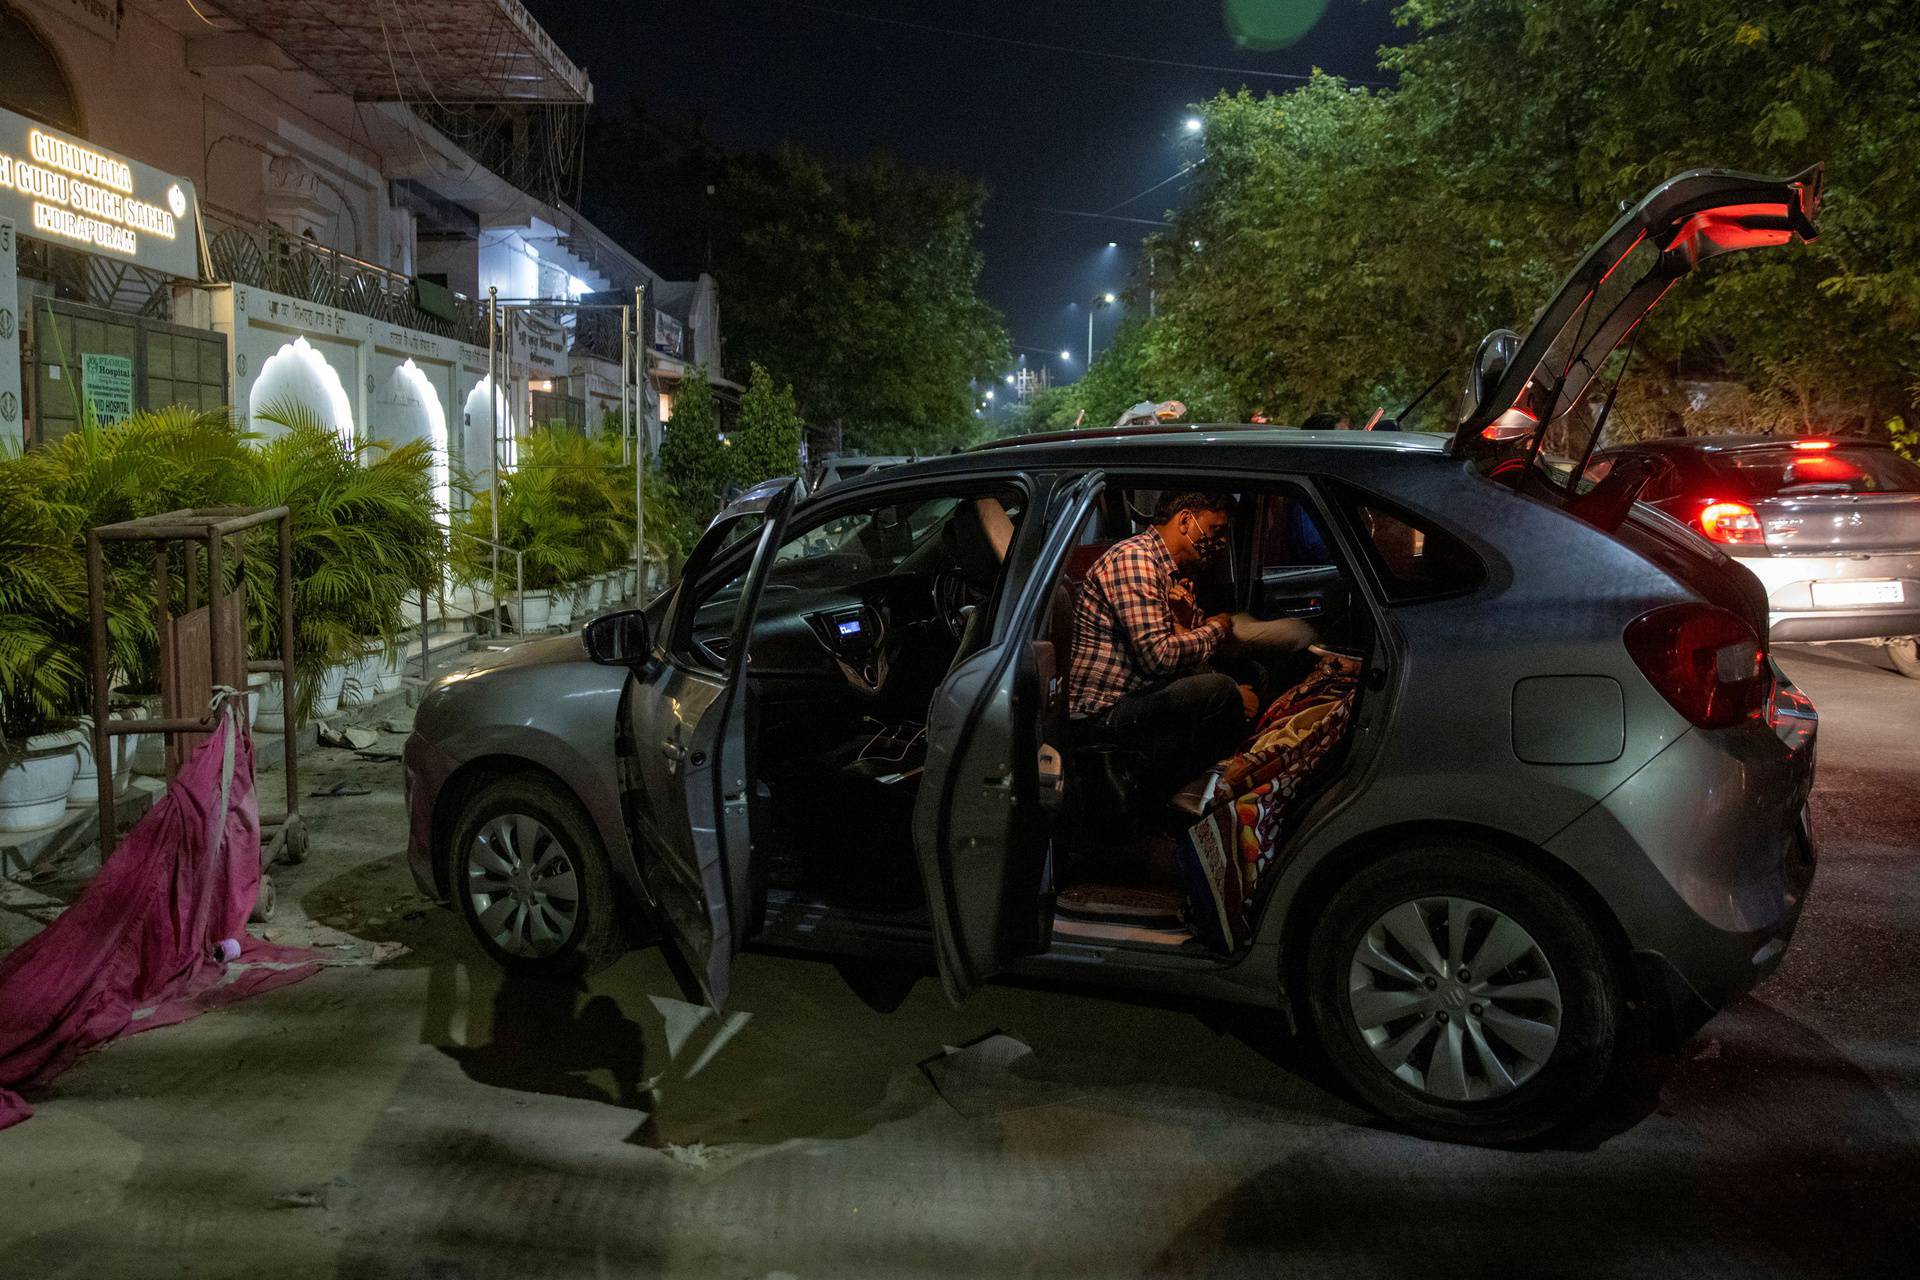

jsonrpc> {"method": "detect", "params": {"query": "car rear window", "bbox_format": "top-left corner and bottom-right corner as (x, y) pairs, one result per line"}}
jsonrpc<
(1334, 489), (1484, 601)
(1709, 445), (1920, 496)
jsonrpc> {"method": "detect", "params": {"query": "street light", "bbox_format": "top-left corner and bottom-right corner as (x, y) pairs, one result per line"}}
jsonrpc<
(1107, 241), (1118, 249)
(1086, 292), (1117, 364)
(985, 390), (994, 400)
(1059, 350), (1072, 362)
(1005, 373), (1016, 385)
(1184, 116), (1203, 133)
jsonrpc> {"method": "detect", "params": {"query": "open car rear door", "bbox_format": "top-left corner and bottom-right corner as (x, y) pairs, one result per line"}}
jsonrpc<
(1454, 166), (1823, 494)
(618, 477), (797, 1008)
(913, 471), (1105, 1003)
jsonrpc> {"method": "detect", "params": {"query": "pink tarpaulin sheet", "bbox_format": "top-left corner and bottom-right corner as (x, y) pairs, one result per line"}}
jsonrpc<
(0, 701), (323, 1129)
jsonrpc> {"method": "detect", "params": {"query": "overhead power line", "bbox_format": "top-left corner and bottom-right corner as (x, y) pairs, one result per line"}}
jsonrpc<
(774, 1), (1384, 85)
(1098, 160), (1200, 215)
(1032, 207), (1172, 227)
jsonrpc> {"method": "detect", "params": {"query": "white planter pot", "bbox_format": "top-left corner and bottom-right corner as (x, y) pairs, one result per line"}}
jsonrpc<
(376, 648), (405, 695)
(0, 732), (82, 833)
(583, 576), (606, 612)
(623, 567), (638, 598)
(113, 691), (168, 777)
(254, 678), (287, 735)
(550, 589), (575, 630)
(314, 663), (349, 718)
(69, 709), (148, 801)
(519, 589), (554, 632)
(247, 671), (273, 729)
(340, 655), (379, 707)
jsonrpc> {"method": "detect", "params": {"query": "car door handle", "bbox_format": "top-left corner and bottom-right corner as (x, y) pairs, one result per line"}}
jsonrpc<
(660, 739), (687, 762)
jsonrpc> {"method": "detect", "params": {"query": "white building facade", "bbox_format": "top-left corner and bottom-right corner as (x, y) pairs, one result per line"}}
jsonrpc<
(0, 0), (728, 486)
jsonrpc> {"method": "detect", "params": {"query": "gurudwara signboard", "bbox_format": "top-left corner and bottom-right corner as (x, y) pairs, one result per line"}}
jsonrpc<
(0, 107), (200, 280)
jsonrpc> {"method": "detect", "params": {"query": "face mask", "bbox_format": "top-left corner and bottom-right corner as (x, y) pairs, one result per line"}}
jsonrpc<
(1189, 520), (1229, 562)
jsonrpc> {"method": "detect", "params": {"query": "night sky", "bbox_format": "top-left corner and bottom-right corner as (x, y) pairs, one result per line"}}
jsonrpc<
(520, 0), (1404, 381)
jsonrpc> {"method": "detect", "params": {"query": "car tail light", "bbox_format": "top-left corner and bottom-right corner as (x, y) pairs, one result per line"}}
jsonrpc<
(1697, 499), (1764, 544)
(1625, 604), (1768, 729)
(1790, 438), (1834, 451)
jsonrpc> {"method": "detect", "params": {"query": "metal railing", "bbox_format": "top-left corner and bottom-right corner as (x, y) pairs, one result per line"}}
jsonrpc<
(202, 205), (487, 345)
(441, 529), (527, 657)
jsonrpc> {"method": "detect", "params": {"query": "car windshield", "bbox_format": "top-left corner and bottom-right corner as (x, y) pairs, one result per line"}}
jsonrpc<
(1707, 446), (1920, 496)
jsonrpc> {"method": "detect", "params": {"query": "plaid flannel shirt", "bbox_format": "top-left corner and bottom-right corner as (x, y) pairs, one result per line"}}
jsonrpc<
(1068, 529), (1227, 716)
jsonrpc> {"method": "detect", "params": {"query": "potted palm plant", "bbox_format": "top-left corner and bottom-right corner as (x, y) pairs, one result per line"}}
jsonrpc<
(0, 458), (87, 831)
(243, 402), (443, 725)
(451, 454), (589, 633)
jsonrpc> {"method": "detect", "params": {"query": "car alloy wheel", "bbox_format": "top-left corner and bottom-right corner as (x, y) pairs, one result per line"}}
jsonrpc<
(465, 813), (581, 958)
(1346, 896), (1564, 1102)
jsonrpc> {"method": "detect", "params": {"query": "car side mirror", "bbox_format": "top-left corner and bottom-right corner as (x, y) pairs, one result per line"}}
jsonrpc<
(1470, 328), (1522, 410)
(584, 609), (651, 665)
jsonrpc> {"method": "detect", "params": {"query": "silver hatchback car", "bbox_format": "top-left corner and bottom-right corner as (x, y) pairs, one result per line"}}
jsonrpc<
(405, 168), (1823, 1143)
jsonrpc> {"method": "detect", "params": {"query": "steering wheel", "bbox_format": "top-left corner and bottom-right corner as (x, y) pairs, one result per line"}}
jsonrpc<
(932, 566), (975, 643)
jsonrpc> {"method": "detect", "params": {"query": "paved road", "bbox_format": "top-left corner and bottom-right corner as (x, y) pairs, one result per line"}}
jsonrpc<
(1, 645), (1916, 1279)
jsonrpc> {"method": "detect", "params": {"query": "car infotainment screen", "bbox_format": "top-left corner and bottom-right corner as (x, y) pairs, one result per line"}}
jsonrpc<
(837, 618), (863, 638)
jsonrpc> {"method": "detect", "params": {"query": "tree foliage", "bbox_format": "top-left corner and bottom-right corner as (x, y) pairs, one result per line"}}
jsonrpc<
(730, 362), (803, 488)
(656, 370), (727, 520)
(716, 147), (1009, 440)
(1110, 1), (1920, 437)
(581, 121), (1009, 454)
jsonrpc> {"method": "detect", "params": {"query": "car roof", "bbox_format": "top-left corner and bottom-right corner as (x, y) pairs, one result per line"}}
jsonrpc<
(800, 427), (1450, 500)
(971, 423), (1448, 453)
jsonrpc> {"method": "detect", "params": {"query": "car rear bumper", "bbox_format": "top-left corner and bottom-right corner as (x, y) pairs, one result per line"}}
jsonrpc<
(1768, 608), (1920, 642)
(402, 731), (457, 902)
(1546, 674), (1818, 1045)
(1733, 549), (1920, 641)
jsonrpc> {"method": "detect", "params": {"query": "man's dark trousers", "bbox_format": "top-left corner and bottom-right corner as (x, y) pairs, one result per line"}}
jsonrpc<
(1101, 671), (1247, 799)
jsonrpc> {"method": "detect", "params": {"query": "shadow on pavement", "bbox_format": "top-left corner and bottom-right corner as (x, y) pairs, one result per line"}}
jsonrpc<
(1148, 996), (1920, 1279)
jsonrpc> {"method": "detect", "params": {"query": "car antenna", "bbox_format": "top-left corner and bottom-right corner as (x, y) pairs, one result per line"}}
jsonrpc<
(1393, 366), (1452, 429)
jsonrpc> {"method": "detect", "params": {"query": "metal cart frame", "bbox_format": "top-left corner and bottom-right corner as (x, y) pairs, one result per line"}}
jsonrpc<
(85, 506), (301, 866)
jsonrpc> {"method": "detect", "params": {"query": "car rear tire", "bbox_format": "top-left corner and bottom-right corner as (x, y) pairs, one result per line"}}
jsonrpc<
(1887, 637), (1920, 679)
(450, 776), (622, 977)
(1305, 844), (1621, 1145)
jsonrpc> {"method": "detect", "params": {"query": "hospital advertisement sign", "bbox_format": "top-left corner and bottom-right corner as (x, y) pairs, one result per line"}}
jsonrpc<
(0, 107), (200, 280)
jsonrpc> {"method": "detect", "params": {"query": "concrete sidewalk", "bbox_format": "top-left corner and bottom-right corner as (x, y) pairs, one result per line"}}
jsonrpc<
(0, 647), (1915, 1278)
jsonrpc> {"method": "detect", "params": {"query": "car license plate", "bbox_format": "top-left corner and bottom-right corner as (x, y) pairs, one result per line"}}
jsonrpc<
(1811, 580), (1905, 607)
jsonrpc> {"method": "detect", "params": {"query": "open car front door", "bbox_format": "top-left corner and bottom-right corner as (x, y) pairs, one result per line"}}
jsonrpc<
(913, 471), (1105, 1003)
(1454, 166), (1823, 490)
(618, 477), (797, 1008)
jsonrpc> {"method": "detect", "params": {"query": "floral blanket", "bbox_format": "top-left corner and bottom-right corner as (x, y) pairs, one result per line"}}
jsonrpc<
(1174, 650), (1362, 951)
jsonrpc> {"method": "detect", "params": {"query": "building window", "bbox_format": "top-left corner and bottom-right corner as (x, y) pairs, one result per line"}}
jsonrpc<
(0, 7), (82, 134)
(658, 390), (673, 423)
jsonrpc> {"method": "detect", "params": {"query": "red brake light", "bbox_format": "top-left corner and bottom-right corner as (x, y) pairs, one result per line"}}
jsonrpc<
(1698, 499), (1763, 544)
(1790, 438), (1834, 451)
(1625, 604), (1768, 729)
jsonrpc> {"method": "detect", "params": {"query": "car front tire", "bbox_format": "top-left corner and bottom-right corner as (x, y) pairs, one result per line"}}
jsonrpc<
(449, 775), (622, 977)
(1305, 844), (1621, 1145)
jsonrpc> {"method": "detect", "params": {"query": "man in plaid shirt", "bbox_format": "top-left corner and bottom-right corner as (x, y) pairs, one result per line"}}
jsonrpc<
(1069, 492), (1253, 794)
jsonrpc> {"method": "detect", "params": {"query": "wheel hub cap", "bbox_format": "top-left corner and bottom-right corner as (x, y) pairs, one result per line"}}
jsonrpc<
(466, 814), (581, 959)
(1346, 895), (1563, 1102)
